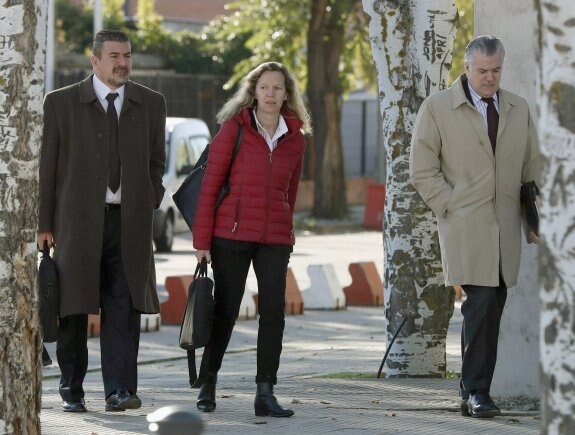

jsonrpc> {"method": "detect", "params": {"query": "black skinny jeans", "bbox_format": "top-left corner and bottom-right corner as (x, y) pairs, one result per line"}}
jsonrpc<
(198, 237), (292, 385)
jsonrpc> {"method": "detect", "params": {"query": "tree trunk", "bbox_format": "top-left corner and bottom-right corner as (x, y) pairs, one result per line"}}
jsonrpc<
(306, 0), (353, 219)
(0, 1), (47, 433)
(363, 0), (457, 377)
(536, 0), (575, 432)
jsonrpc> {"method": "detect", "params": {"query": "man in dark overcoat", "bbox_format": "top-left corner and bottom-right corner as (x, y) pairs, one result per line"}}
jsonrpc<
(37, 30), (166, 413)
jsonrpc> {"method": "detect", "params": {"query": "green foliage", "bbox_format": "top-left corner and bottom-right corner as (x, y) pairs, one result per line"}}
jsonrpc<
(53, 0), (375, 90)
(103, 0), (126, 31)
(56, 0), (129, 54)
(129, 0), (172, 54)
(55, 0), (94, 54)
(201, 0), (375, 93)
(450, 0), (474, 84)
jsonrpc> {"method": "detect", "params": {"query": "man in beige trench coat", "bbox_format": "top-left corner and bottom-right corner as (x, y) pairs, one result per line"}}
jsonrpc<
(410, 35), (540, 418)
(37, 30), (166, 413)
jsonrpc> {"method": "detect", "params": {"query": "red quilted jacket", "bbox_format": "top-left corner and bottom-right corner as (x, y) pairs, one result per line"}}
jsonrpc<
(192, 107), (306, 250)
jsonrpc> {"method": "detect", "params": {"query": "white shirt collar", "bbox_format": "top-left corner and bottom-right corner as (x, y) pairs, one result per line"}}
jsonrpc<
(253, 109), (288, 151)
(468, 83), (498, 108)
(92, 74), (125, 108)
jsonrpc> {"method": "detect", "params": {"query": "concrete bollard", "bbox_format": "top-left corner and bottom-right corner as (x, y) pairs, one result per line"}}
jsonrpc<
(238, 284), (257, 320)
(302, 264), (346, 310)
(161, 275), (195, 325)
(88, 313), (100, 337)
(252, 267), (304, 315)
(147, 405), (204, 434)
(141, 313), (161, 332)
(285, 268), (304, 314)
(87, 312), (162, 337)
(343, 262), (384, 306)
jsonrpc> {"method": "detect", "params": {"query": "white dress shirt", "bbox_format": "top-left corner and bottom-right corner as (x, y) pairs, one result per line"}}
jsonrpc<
(93, 74), (125, 204)
(253, 109), (288, 152)
(468, 84), (499, 131)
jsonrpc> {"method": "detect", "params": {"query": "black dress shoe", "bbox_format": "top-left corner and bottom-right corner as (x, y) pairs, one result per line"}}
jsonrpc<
(62, 399), (87, 413)
(105, 388), (142, 412)
(254, 382), (294, 418)
(466, 391), (501, 418)
(197, 382), (216, 412)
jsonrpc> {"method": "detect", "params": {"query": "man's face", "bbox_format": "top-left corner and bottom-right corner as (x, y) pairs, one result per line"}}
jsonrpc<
(465, 51), (503, 98)
(91, 41), (132, 90)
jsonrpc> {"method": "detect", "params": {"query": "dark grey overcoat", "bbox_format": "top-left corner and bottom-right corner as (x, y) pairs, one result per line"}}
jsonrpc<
(38, 75), (166, 317)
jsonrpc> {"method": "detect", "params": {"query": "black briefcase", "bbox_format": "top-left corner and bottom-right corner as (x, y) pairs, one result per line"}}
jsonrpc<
(38, 243), (59, 343)
(179, 260), (214, 351)
(520, 181), (540, 241)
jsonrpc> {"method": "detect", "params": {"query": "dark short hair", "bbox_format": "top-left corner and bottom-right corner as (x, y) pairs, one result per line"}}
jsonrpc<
(92, 30), (130, 58)
(464, 35), (505, 64)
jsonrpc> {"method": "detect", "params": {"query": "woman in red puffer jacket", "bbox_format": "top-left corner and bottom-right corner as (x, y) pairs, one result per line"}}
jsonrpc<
(192, 61), (311, 418)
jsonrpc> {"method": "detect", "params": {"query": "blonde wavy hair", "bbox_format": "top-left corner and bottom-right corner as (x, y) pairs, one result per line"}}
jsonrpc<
(216, 61), (312, 134)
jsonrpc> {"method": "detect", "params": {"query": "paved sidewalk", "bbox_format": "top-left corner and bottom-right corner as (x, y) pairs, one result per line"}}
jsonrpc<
(33, 229), (539, 434)
(39, 307), (539, 434)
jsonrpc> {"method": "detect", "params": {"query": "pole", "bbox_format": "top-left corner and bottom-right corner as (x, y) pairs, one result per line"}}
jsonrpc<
(94, 0), (103, 34)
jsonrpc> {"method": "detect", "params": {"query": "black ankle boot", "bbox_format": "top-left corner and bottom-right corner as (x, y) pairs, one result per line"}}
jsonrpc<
(254, 382), (294, 417)
(197, 381), (216, 412)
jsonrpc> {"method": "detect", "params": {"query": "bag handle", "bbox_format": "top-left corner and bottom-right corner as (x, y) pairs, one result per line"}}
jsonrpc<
(42, 241), (51, 258)
(194, 258), (209, 278)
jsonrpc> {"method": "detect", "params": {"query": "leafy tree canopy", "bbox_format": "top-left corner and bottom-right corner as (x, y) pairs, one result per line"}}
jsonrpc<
(201, 0), (375, 93)
(450, 0), (474, 83)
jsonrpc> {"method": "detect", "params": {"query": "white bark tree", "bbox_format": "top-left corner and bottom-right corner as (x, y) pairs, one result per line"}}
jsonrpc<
(536, 0), (575, 432)
(0, 1), (48, 433)
(363, 0), (458, 376)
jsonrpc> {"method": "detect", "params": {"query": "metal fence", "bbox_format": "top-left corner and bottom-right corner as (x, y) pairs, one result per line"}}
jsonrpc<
(55, 70), (231, 135)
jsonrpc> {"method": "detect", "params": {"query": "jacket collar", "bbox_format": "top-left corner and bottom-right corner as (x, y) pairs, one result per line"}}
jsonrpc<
(79, 74), (143, 114)
(451, 74), (520, 159)
(451, 74), (475, 110)
(237, 106), (303, 136)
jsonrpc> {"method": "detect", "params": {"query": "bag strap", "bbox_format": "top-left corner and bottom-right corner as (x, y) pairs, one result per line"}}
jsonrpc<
(223, 124), (244, 183)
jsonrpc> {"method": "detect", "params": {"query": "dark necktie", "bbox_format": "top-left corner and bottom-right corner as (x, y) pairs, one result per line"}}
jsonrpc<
(482, 97), (499, 152)
(106, 93), (121, 193)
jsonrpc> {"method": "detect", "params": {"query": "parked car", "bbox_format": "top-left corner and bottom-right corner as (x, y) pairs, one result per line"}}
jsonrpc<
(154, 117), (211, 252)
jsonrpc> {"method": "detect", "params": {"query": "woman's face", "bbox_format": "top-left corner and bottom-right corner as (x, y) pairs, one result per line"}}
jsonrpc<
(254, 70), (287, 116)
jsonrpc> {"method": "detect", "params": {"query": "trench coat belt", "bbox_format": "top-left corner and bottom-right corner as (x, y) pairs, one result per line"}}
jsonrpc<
(104, 203), (121, 212)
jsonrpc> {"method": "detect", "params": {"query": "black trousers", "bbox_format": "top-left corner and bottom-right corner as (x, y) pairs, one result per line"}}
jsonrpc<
(57, 208), (141, 401)
(460, 282), (507, 398)
(198, 237), (292, 385)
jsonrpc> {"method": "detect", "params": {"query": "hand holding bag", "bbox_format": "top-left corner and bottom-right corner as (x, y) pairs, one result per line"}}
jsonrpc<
(37, 242), (59, 343)
(520, 180), (540, 242)
(172, 125), (244, 230)
(179, 259), (214, 350)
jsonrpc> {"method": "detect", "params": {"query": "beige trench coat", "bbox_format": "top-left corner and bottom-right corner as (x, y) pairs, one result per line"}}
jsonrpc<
(410, 75), (540, 288)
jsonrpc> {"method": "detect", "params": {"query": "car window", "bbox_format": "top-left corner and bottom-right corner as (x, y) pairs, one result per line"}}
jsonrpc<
(175, 137), (191, 176)
(188, 135), (210, 166)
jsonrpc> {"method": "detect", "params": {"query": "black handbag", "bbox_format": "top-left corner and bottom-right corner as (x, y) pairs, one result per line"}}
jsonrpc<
(37, 243), (59, 343)
(172, 125), (243, 231)
(179, 259), (214, 351)
(520, 180), (540, 240)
